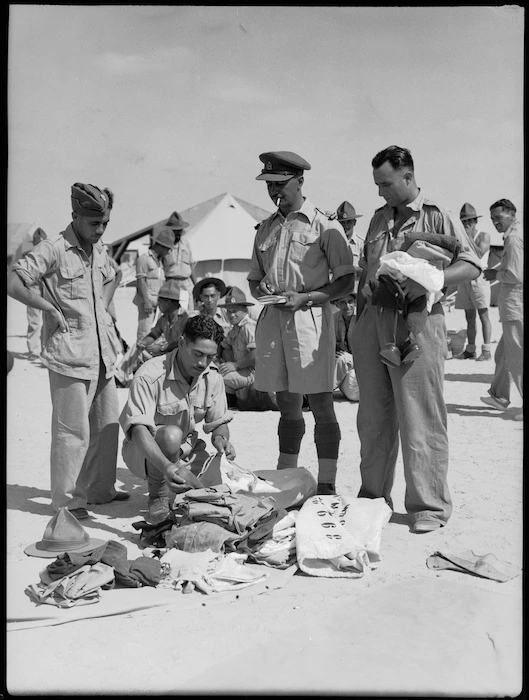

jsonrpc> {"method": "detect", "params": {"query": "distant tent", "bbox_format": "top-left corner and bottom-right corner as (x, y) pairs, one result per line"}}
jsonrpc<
(107, 192), (272, 298)
(7, 223), (47, 267)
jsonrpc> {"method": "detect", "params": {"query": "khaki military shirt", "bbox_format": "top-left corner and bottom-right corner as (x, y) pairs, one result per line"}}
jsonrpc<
(497, 220), (523, 322)
(133, 250), (164, 306)
(119, 349), (232, 441)
(13, 224), (118, 379)
(163, 239), (195, 280)
(220, 314), (256, 364)
(248, 198), (355, 293)
(359, 191), (483, 292)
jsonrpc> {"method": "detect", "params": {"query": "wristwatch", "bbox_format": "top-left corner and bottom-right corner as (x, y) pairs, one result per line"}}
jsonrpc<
(306, 292), (314, 308)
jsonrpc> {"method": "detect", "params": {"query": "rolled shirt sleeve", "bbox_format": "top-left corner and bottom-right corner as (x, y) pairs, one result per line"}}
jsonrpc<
(119, 375), (159, 439)
(135, 254), (150, 279)
(12, 240), (58, 287)
(202, 370), (233, 433)
(319, 225), (356, 281)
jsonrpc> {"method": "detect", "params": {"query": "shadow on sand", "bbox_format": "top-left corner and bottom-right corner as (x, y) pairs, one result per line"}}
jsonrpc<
(6, 468), (150, 546)
(444, 372), (493, 384)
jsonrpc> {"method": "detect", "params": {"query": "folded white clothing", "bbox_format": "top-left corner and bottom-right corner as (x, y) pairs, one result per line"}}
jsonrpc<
(296, 495), (392, 579)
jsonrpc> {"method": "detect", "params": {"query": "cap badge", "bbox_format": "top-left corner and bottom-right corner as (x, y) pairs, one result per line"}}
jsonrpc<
(266, 161), (273, 170)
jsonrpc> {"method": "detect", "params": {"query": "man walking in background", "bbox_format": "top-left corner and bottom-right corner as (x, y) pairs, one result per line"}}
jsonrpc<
(133, 228), (173, 341)
(248, 150), (355, 495)
(353, 145), (482, 533)
(455, 203), (492, 361)
(481, 199), (523, 421)
(8, 183), (129, 519)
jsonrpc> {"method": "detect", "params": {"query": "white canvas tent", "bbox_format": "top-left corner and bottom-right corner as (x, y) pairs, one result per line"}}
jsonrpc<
(7, 223), (47, 267)
(107, 193), (272, 299)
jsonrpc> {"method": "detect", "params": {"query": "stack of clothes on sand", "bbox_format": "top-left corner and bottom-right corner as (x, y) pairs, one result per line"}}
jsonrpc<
(23, 456), (395, 610)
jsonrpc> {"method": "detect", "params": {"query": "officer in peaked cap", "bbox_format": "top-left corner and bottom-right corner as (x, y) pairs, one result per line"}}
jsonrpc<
(248, 149), (356, 495)
(255, 151), (312, 181)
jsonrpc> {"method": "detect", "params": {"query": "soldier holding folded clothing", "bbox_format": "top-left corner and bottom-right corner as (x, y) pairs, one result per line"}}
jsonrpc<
(353, 145), (482, 534)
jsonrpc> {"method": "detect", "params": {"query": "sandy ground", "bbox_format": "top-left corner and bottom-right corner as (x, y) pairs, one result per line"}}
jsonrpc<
(5, 288), (523, 696)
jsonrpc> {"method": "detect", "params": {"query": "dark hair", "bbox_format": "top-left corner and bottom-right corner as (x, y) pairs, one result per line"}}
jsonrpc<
(490, 198), (516, 214)
(200, 281), (223, 294)
(372, 145), (414, 171)
(183, 315), (224, 346)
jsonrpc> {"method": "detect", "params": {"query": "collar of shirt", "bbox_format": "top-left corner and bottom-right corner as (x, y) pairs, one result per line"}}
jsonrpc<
(165, 348), (212, 390)
(147, 249), (161, 263)
(504, 220), (520, 240)
(236, 313), (251, 327)
(401, 189), (426, 213)
(62, 223), (104, 258)
(273, 197), (316, 226)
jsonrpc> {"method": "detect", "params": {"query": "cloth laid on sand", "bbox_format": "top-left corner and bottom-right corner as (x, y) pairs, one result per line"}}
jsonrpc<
(42, 540), (162, 588)
(8, 558), (297, 631)
(133, 488), (286, 554)
(426, 550), (522, 583)
(164, 521), (240, 553)
(25, 562), (115, 608)
(245, 511), (298, 569)
(157, 548), (269, 594)
(197, 453), (317, 511)
(296, 495), (392, 578)
(198, 453), (282, 493)
(171, 484), (277, 535)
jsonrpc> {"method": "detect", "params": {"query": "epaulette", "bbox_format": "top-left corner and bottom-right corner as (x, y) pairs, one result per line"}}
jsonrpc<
(315, 207), (334, 219)
(421, 198), (442, 210)
(255, 215), (273, 231)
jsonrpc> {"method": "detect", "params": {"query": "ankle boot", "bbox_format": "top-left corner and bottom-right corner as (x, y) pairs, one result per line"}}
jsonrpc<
(380, 343), (401, 367)
(146, 467), (171, 524)
(401, 339), (421, 364)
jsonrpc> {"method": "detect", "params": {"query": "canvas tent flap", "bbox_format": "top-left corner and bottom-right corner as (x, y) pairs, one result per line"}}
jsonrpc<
(106, 193), (271, 263)
(7, 223), (43, 261)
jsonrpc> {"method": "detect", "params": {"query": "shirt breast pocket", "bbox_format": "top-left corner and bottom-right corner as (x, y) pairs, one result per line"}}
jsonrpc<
(59, 265), (86, 300)
(290, 230), (320, 267)
(258, 236), (277, 269)
(157, 397), (188, 417)
(190, 384), (212, 423)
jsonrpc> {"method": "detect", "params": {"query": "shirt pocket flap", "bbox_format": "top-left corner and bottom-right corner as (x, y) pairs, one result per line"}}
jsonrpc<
(157, 397), (187, 416)
(258, 235), (276, 253)
(60, 265), (85, 280)
(291, 230), (319, 247)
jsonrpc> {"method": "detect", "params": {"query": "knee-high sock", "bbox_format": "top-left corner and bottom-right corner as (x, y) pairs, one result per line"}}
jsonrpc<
(314, 422), (341, 484)
(277, 417), (305, 470)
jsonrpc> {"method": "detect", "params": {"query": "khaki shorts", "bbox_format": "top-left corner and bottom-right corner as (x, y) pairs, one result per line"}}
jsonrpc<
(455, 276), (491, 310)
(254, 303), (335, 394)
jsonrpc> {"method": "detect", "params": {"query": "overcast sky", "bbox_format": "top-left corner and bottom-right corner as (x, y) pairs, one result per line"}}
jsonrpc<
(8, 5), (524, 246)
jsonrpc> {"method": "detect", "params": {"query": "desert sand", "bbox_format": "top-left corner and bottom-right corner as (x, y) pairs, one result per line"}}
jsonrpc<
(6, 288), (523, 696)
